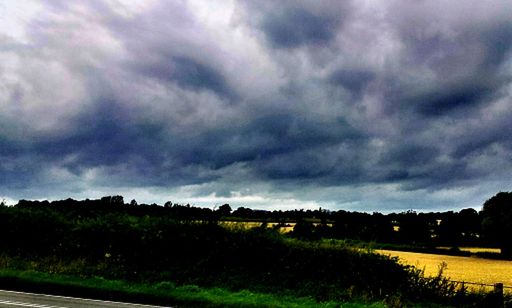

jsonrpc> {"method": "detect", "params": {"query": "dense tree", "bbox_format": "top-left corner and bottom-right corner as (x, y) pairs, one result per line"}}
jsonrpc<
(437, 211), (461, 245)
(232, 206), (253, 217)
(457, 208), (480, 245)
(480, 192), (512, 257)
(217, 203), (232, 217)
(394, 211), (434, 245)
(291, 219), (317, 240)
(101, 195), (124, 206)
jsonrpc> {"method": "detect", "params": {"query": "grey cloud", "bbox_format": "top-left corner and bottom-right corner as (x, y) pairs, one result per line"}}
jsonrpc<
(1, 0), (512, 210)
(261, 7), (337, 49)
(373, 3), (512, 120)
(242, 0), (349, 49)
(478, 22), (512, 69)
(256, 140), (365, 183)
(134, 55), (236, 101)
(329, 69), (375, 97)
(379, 143), (439, 169)
(165, 56), (233, 99)
(167, 112), (362, 171)
(409, 82), (496, 116)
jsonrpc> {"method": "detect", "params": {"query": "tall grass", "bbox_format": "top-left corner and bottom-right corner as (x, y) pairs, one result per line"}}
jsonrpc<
(0, 268), (384, 308)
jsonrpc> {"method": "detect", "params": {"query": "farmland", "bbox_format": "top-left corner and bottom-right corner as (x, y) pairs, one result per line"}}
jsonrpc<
(220, 221), (296, 233)
(221, 221), (512, 292)
(438, 247), (501, 254)
(378, 249), (512, 291)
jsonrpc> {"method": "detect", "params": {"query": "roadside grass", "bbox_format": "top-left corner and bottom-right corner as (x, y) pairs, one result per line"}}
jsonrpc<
(0, 268), (384, 308)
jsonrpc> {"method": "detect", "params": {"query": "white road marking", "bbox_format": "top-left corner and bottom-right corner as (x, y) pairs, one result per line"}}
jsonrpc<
(0, 290), (170, 307)
(0, 299), (64, 308)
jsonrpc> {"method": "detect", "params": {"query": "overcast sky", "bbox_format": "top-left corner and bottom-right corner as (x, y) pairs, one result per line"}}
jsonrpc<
(1, 0), (511, 212)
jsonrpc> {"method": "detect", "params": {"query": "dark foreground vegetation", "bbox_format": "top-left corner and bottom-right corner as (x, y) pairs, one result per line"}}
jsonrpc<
(0, 193), (511, 307)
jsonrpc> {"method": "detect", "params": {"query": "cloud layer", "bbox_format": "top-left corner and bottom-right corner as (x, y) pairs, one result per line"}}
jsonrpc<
(1, 0), (512, 211)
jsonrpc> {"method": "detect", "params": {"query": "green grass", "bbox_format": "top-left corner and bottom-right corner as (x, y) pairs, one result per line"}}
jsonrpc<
(0, 268), (384, 308)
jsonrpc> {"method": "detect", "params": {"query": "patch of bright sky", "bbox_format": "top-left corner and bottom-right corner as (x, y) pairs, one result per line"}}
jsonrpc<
(103, 0), (159, 18)
(0, 1), (43, 43)
(178, 192), (326, 211)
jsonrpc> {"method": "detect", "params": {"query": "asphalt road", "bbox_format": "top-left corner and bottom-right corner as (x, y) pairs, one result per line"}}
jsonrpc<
(0, 290), (171, 308)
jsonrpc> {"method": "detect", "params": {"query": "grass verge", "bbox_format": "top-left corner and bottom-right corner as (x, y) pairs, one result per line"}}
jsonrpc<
(0, 269), (383, 308)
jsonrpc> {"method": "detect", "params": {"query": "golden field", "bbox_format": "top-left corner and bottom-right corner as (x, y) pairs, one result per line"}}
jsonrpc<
(220, 221), (333, 233)
(437, 247), (501, 254)
(377, 249), (512, 291)
(220, 221), (296, 233)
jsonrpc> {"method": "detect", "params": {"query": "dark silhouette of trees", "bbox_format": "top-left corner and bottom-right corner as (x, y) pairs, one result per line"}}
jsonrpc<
(291, 219), (317, 240)
(330, 211), (394, 242)
(480, 192), (512, 257)
(457, 208), (480, 245)
(217, 203), (232, 217)
(391, 211), (434, 245)
(437, 211), (459, 245)
(433, 208), (480, 247)
(232, 206), (253, 217)
(9, 193), (512, 252)
(101, 195), (124, 206)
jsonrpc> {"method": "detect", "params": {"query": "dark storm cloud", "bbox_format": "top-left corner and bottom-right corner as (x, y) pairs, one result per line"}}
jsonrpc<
(241, 0), (349, 49)
(261, 7), (337, 49)
(407, 82), (496, 116)
(386, 143), (439, 167)
(329, 69), (375, 97)
(450, 114), (512, 159)
(0, 114), (215, 190)
(135, 55), (236, 101)
(145, 112), (361, 174)
(1, 0), (512, 209)
(168, 56), (233, 99)
(33, 101), (144, 167)
(479, 23), (512, 69)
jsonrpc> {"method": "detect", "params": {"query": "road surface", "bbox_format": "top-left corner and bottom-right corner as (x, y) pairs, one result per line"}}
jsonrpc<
(0, 289), (170, 307)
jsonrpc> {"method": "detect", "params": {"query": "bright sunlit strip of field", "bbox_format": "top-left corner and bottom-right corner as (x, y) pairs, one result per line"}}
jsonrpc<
(436, 247), (502, 254)
(219, 221), (333, 234)
(377, 250), (512, 291)
(219, 221), (296, 233)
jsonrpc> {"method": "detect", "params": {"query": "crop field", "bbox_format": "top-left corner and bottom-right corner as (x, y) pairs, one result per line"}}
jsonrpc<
(377, 250), (512, 291)
(220, 221), (296, 233)
(437, 247), (501, 254)
(220, 221), (332, 233)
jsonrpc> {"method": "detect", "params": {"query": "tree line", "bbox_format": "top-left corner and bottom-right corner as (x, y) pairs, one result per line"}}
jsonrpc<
(6, 191), (511, 256)
(0, 192), (511, 305)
